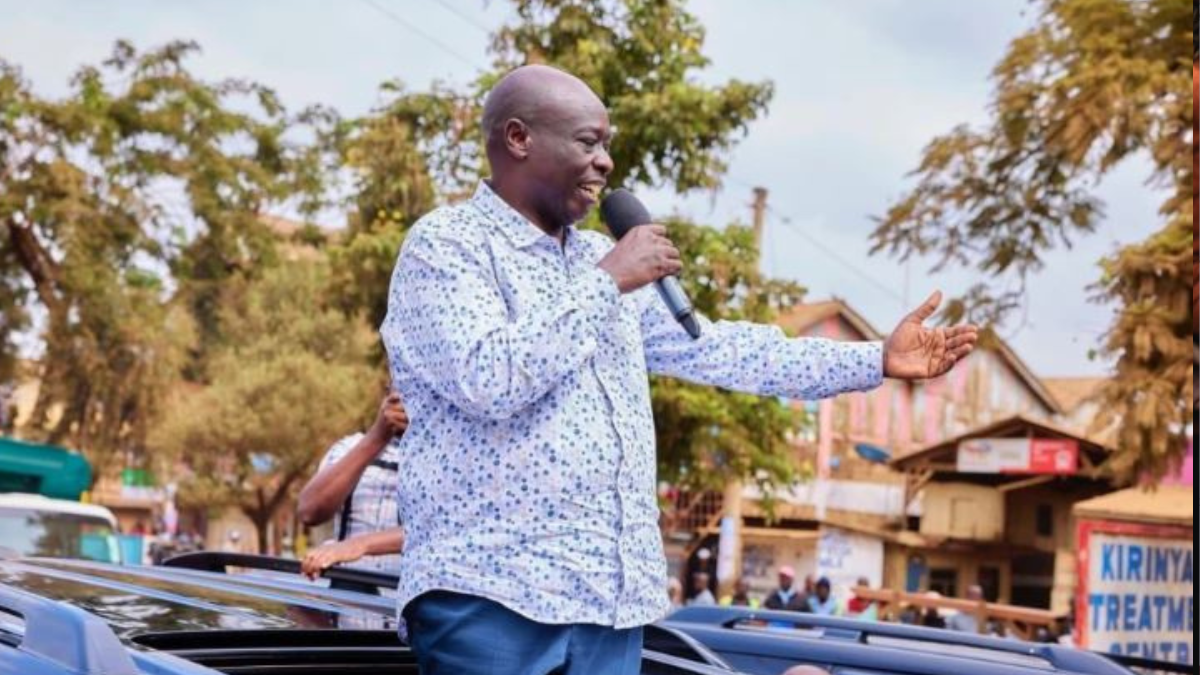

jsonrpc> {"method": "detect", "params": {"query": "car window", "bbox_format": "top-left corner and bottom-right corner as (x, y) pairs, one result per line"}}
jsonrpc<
(0, 507), (120, 563)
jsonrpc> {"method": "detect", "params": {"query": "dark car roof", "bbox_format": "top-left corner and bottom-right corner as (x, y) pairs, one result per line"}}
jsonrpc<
(0, 553), (735, 675)
(0, 557), (395, 639)
(662, 606), (1149, 675)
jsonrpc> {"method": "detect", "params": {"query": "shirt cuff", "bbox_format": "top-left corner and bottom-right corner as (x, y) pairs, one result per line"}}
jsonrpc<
(844, 340), (885, 391)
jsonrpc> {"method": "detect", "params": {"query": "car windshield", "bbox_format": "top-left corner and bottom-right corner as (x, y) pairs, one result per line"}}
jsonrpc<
(0, 506), (120, 563)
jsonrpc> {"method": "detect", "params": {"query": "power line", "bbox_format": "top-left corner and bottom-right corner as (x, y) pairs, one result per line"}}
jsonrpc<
(356, 0), (479, 69)
(725, 174), (906, 305)
(767, 207), (906, 304)
(424, 0), (492, 34)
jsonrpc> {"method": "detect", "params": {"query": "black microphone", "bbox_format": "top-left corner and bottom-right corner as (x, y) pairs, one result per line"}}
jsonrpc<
(600, 189), (701, 339)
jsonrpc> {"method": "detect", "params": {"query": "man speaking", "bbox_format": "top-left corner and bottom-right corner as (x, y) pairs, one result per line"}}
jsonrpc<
(381, 64), (978, 674)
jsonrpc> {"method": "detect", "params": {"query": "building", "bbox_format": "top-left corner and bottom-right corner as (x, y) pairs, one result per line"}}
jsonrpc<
(888, 416), (1117, 613)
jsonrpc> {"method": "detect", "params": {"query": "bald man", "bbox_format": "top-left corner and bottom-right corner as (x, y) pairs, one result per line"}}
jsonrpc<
(781, 666), (833, 675)
(381, 64), (978, 675)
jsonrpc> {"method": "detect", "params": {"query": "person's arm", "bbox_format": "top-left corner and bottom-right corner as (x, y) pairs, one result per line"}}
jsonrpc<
(640, 296), (884, 400)
(296, 396), (406, 526)
(300, 527), (405, 579)
(641, 289), (976, 397)
(381, 224), (623, 421)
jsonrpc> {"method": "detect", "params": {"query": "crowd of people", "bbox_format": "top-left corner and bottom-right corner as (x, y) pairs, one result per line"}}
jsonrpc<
(674, 567), (875, 619)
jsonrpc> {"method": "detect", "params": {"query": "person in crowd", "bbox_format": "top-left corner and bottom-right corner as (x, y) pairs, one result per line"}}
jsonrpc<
(688, 571), (716, 606)
(845, 576), (877, 620)
(296, 392), (407, 576)
(720, 578), (758, 608)
(808, 577), (838, 615)
(763, 565), (809, 612)
(946, 584), (985, 633)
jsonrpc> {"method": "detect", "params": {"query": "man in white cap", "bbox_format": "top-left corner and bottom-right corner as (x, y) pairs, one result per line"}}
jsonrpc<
(764, 565), (809, 612)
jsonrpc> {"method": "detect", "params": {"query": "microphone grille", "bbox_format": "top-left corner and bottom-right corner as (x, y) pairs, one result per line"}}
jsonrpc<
(600, 188), (651, 240)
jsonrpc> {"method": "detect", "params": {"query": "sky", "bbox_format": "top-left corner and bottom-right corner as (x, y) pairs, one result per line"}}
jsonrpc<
(0, 0), (1165, 377)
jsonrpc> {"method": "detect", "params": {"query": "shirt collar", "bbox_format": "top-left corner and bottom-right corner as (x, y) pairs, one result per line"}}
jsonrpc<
(471, 180), (562, 249)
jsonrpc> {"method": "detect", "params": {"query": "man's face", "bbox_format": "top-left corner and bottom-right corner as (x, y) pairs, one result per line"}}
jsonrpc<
(816, 584), (830, 601)
(779, 573), (794, 590)
(524, 94), (613, 229)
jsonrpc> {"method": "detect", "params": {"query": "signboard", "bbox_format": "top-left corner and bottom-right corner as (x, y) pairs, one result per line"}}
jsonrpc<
(956, 437), (1078, 475)
(1077, 520), (1193, 666)
(816, 527), (883, 595)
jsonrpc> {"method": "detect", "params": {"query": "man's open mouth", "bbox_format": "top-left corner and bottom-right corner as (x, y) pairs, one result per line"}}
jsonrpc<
(577, 183), (604, 202)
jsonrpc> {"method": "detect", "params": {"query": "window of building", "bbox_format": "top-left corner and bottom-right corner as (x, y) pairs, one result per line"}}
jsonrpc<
(1036, 504), (1053, 537)
(929, 567), (958, 598)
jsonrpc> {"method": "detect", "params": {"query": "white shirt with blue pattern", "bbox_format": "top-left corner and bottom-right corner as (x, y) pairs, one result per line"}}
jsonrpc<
(381, 182), (883, 628)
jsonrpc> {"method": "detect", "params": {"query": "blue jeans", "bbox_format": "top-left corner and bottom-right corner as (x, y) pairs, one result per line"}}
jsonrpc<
(404, 591), (643, 675)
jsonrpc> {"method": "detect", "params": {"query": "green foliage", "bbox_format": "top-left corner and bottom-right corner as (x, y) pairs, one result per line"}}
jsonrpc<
(0, 41), (319, 471)
(151, 262), (377, 552)
(869, 0), (1193, 479)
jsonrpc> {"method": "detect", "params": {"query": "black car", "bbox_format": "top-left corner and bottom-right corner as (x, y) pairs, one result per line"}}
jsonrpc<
(0, 551), (735, 675)
(660, 606), (1190, 675)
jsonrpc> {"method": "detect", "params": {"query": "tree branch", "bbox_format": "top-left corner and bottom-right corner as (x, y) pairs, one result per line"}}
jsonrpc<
(5, 217), (62, 313)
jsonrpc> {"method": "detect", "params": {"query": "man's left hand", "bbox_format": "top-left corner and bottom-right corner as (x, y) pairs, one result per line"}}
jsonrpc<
(883, 291), (978, 380)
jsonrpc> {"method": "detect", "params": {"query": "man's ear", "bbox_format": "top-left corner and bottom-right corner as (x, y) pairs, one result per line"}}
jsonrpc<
(503, 118), (532, 160)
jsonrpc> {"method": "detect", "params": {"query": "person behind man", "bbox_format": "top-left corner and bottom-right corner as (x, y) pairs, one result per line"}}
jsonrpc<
(687, 571), (716, 606)
(763, 565), (809, 612)
(845, 576), (877, 621)
(667, 577), (684, 610)
(380, 64), (978, 675)
(808, 577), (838, 615)
(720, 578), (758, 608)
(946, 584), (985, 633)
(296, 393), (408, 576)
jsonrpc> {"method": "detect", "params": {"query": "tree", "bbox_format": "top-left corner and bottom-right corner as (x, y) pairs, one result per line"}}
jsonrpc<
(0, 41), (316, 472)
(869, 0), (1192, 479)
(151, 262), (377, 554)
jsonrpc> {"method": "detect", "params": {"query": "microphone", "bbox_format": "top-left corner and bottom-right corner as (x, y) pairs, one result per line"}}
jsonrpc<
(600, 189), (701, 339)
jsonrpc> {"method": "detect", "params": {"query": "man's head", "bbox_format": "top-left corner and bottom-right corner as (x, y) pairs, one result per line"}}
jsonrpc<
(777, 565), (795, 591)
(804, 574), (816, 593)
(734, 578), (751, 595)
(692, 571), (710, 593)
(780, 667), (832, 675)
(815, 577), (831, 602)
(482, 65), (613, 233)
(966, 584), (984, 602)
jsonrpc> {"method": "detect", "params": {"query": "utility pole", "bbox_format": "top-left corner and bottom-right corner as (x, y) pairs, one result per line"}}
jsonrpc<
(716, 186), (768, 598)
(751, 187), (768, 255)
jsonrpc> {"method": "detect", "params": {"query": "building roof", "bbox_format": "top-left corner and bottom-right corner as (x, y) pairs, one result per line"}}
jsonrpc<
(985, 334), (1062, 414)
(1042, 377), (1106, 411)
(1072, 485), (1193, 527)
(777, 299), (883, 340)
(890, 414), (1113, 474)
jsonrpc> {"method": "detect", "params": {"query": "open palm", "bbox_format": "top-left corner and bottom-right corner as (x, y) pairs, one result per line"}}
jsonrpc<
(884, 291), (978, 380)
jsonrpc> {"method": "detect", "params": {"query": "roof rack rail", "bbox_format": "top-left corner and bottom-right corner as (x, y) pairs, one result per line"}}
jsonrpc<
(666, 606), (1132, 674)
(1103, 652), (1193, 674)
(162, 551), (399, 595)
(0, 583), (138, 675)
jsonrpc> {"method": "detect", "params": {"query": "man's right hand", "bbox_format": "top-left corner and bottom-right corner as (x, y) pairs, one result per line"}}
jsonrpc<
(597, 224), (682, 293)
(369, 393), (408, 440)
